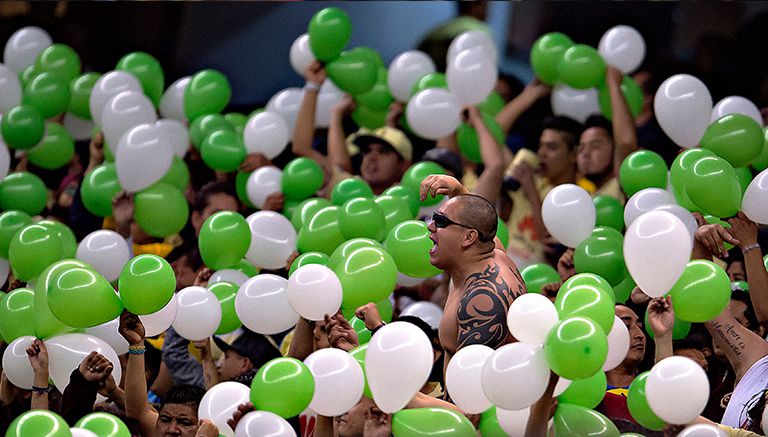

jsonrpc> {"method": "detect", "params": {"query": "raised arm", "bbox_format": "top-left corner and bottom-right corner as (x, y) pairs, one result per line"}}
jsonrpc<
(327, 96), (356, 173)
(287, 317), (315, 361)
(26, 339), (49, 410)
(728, 212), (768, 327)
(495, 80), (550, 135)
(292, 61), (329, 167)
(606, 66), (638, 174)
(192, 338), (219, 390)
(119, 311), (158, 437)
(468, 107), (505, 204)
(705, 308), (768, 383)
(647, 296), (675, 363)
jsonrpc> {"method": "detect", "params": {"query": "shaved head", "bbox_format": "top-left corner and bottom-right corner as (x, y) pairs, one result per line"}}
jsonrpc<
(452, 194), (498, 242)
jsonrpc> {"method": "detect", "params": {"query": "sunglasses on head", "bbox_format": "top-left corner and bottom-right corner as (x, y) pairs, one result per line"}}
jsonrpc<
(432, 212), (492, 242)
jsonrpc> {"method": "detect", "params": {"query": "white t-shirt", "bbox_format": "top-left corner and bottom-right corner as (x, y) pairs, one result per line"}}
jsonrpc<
(722, 354), (768, 428)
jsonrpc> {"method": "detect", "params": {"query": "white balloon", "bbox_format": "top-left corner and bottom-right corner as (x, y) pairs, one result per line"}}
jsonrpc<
(603, 316), (630, 371)
(76, 230), (131, 282)
(3, 26), (52, 73)
(0, 136), (10, 181)
(289, 34), (315, 77)
(551, 85), (601, 124)
(243, 112), (289, 160)
(90, 71), (143, 126)
(0, 257), (9, 289)
(172, 286), (222, 341)
(2, 336), (35, 389)
(45, 333), (121, 393)
(624, 188), (676, 228)
(315, 81), (344, 128)
(553, 377), (572, 396)
(159, 76), (190, 122)
(646, 356), (709, 424)
(542, 184), (596, 248)
(235, 274), (298, 335)
(654, 74), (713, 148)
(63, 113), (95, 141)
(210, 269), (249, 287)
(445, 344), (493, 414)
(235, 411), (296, 437)
(366, 321), (433, 413)
(496, 407), (531, 436)
(396, 272), (424, 287)
(597, 25), (646, 74)
(245, 211), (296, 270)
(481, 342), (550, 410)
(742, 168), (768, 224)
(399, 302), (443, 330)
(387, 51), (436, 102)
(711, 96), (763, 126)
(676, 424), (725, 437)
(653, 203), (698, 244)
(0, 64), (22, 113)
(287, 264), (342, 321)
(102, 91), (157, 154)
(246, 166), (283, 210)
(140, 293), (178, 337)
(446, 47), (497, 106)
(506, 293), (559, 345)
(198, 381), (251, 437)
(304, 348), (365, 416)
(84, 318), (129, 355)
(405, 88), (461, 140)
(624, 210), (692, 298)
(70, 429), (99, 437)
(447, 30), (498, 65)
(266, 88), (303, 137)
(156, 119), (190, 158)
(116, 123), (173, 193)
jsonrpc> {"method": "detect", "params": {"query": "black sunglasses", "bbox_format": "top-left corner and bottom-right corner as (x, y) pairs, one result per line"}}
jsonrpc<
(432, 212), (491, 241)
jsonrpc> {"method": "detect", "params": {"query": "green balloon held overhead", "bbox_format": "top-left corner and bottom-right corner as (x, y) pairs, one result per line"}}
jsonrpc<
(2, 105), (45, 150)
(0, 288), (35, 342)
(557, 45), (606, 90)
(375, 194), (413, 234)
(225, 112), (248, 136)
(644, 306), (690, 340)
(288, 251), (329, 276)
(297, 205), (345, 255)
(184, 69), (231, 120)
(383, 185), (421, 217)
(351, 316), (371, 344)
(626, 372), (665, 431)
(356, 68), (392, 111)
(189, 113), (233, 149)
(6, 410), (71, 437)
(456, 111), (506, 163)
(350, 344), (373, 398)
(282, 157), (324, 201)
(410, 72), (448, 97)
(478, 91), (505, 116)
(232, 258), (259, 277)
(701, 113), (763, 168)
(0, 210), (32, 259)
(199, 211), (251, 270)
(591, 226), (623, 243)
(235, 170), (255, 208)
(593, 195), (624, 232)
(478, 407), (507, 437)
(0, 172), (47, 216)
(75, 412), (131, 437)
(326, 48), (378, 95)
(48, 265), (123, 328)
(23, 72), (71, 118)
(20, 64), (39, 88)
(530, 32), (574, 85)
(669, 260), (730, 323)
(118, 254), (175, 315)
(35, 44), (80, 81)
(554, 404), (619, 437)
(385, 220), (442, 278)
(160, 156), (191, 191)
(328, 238), (382, 271)
(545, 316), (608, 380)
(331, 177), (374, 205)
(351, 104), (388, 130)
(669, 148), (714, 211)
(496, 218), (509, 249)
(619, 150), (668, 198)
(685, 155), (741, 218)
(9, 223), (62, 281)
(562, 273), (613, 295)
(401, 161), (447, 206)
(201, 129), (246, 172)
(521, 263), (561, 294)
(210, 281), (241, 334)
(334, 244), (397, 309)
(555, 284), (615, 333)
(34, 259), (83, 339)
(751, 127), (768, 171)
(392, 408), (476, 437)
(574, 236), (627, 286)
(37, 219), (76, 259)
(134, 182), (189, 238)
(250, 357), (315, 418)
(735, 167), (753, 196)
(27, 122), (75, 170)
(69, 72), (101, 119)
(116, 51), (164, 106)
(308, 7), (352, 62)
(81, 163), (120, 217)
(291, 197), (332, 231)
(339, 197), (386, 241)
(598, 76), (643, 120)
(558, 370), (607, 409)
(613, 273), (636, 304)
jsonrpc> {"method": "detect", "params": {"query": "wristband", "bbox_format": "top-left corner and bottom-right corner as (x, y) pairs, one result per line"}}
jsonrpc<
(128, 345), (146, 355)
(31, 385), (50, 394)
(370, 322), (386, 335)
(742, 243), (761, 254)
(304, 82), (320, 92)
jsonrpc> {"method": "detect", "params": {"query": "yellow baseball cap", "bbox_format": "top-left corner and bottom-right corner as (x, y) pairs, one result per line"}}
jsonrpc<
(347, 126), (413, 162)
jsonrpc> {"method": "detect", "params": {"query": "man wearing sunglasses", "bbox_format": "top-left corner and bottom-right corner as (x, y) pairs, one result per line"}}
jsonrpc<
(420, 174), (527, 370)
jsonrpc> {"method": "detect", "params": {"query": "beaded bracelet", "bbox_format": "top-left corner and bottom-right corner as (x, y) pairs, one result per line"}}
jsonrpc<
(304, 82), (320, 92)
(128, 345), (146, 355)
(31, 385), (50, 394)
(742, 243), (761, 254)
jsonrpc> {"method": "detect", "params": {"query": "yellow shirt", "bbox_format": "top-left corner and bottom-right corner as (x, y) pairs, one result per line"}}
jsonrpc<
(578, 176), (626, 205)
(717, 424), (761, 437)
(505, 176), (553, 268)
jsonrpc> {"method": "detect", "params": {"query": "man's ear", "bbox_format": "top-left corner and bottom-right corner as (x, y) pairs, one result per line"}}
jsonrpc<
(191, 211), (202, 232)
(462, 229), (479, 248)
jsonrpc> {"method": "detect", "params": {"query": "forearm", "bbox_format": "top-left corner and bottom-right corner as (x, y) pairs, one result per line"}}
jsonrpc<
(525, 374), (557, 437)
(706, 310), (768, 381)
(744, 249), (768, 324)
(496, 90), (539, 135)
(61, 369), (98, 425)
(287, 318), (315, 361)
(292, 88), (325, 162)
(30, 370), (50, 410)
(200, 356), (220, 390)
(472, 116), (505, 204)
(692, 239), (712, 261)
(327, 112), (353, 173)
(406, 392), (462, 414)
(107, 387), (127, 411)
(608, 78), (637, 172)
(125, 354), (149, 419)
(0, 373), (13, 405)
(315, 415), (335, 437)
(653, 334), (673, 363)
(436, 133), (459, 154)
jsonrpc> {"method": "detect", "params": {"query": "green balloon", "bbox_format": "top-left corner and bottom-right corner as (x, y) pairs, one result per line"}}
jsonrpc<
(598, 76), (643, 120)
(385, 220), (442, 278)
(735, 167), (753, 196)
(554, 404), (619, 437)
(48, 265), (123, 328)
(355, 47), (385, 70)
(134, 183), (189, 238)
(333, 244), (397, 309)
(619, 150), (668, 198)
(330, 178), (374, 205)
(116, 52), (164, 106)
(521, 263), (562, 294)
(201, 129), (246, 172)
(250, 357), (315, 418)
(375, 194), (413, 234)
(557, 45), (606, 90)
(685, 155), (741, 218)
(199, 211), (251, 270)
(383, 185), (421, 217)
(478, 91), (505, 116)
(356, 68), (392, 111)
(20, 64), (39, 88)
(669, 148), (714, 211)
(231, 258), (259, 277)
(351, 316), (371, 344)
(392, 408), (476, 437)
(328, 238), (382, 271)
(308, 7), (352, 62)
(37, 219), (76, 259)
(291, 197), (332, 231)
(530, 32), (574, 85)
(326, 48), (378, 95)
(0, 210), (32, 259)
(210, 281), (241, 335)
(456, 111), (506, 163)
(351, 104), (388, 130)
(612, 273), (636, 304)
(0, 172), (47, 216)
(342, 295), (393, 323)
(224, 112), (248, 136)
(644, 306), (690, 340)
(118, 254), (175, 315)
(9, 223), (62, 281)
(1, 105), (45, 150)
(401, 162), (447, 206)
(23, 72), (71, 118)
(34, 259), (82, 338)
(6, 410), (71, 437)
(545, 316), (608, 380)
(562, 273), (613, 296)
(350, 344), (373, 398)
(0, 288), (35, 342)
(591, 226), (623, 243)
(235, 170), (255, 209)
(189, 113), (233, 149)
(69, 72), (101, 119)
(288, 251), (330, 276)
(669, 260), (730, 323)
(297, 205), (345, 255)
(701, 114), (763, 168)
(27, 122), (75, 170)
(751, 127), (768, 171)
(496, 218), (509, 249)
(478, 407), (507, 437)
(75, 412), (130, 437)
(35, 44), (80, 82)
(81, 163), (120, 217)
(184, 69), (231, 120)
(558, 371), (607, 409)
(555, 284), (615, 334)
(626, 372), (665, 431)
(574, 236), (627, 286)
(593, 195), (624, 232)
(339, 197), (386, 241)
(282, 157), (324, 201)
(410, 72), (448, 97)
(160, 156), (190, 191)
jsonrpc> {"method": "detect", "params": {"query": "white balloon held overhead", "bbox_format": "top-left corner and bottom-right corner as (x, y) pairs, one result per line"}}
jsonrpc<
(315, 80), (344, 128)
(245, 210), (297, 270)
(387, 50), (436, 102)
(243, 111), (289, 160)
(76, 230), (131, 282)
(711, 96), (763, 126)
(2, 336), (35, 389)
(446, 47), (497, 106)
(84, 317), (130, 355)
(542, 183), (596, 248)
(289, 33), (315, 77)
(399, 301), (443, 330)
(45, 333), (121, 394)
(156, 119), (190, 158)
(603, 315), (630, 371)
(646, 356), (709, 425)
(64, 113), (95, 141)
(172, 286), (222, 341)
(235, 274), (299, 335)
(598, 25), (646, 73)
(235, 411), (296, 437)
(140, 293), (178, 337)
(116, 123), (173, 193)
(3, 26), (52, 73)
(266, 87), (303, 137)
(506, 293), (559, 345)
(445, 344), (493, 414)
(481, 342), (550, 411)
(198, 381), (251, 437)
(287, 264), (342, 321)
(210, 269), (249, 287)
(159, 76), (191, 122)
(624, 188), (677, 228)
(654, 74), (712, 148)
(90, 71), (143, 125)
(551, 85), (601, 124)
(742, 168), (768, 224)
(101, 90), (157, 153)
(0, 64), (22, 113)
(246, 166), (283, 210)
(447, 30), (498, 65)
(405, 88), (461, 140)
(304, 348), (365, 417)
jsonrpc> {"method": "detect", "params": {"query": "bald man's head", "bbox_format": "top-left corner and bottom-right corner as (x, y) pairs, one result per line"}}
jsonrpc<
(451, 194), (498, 242)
